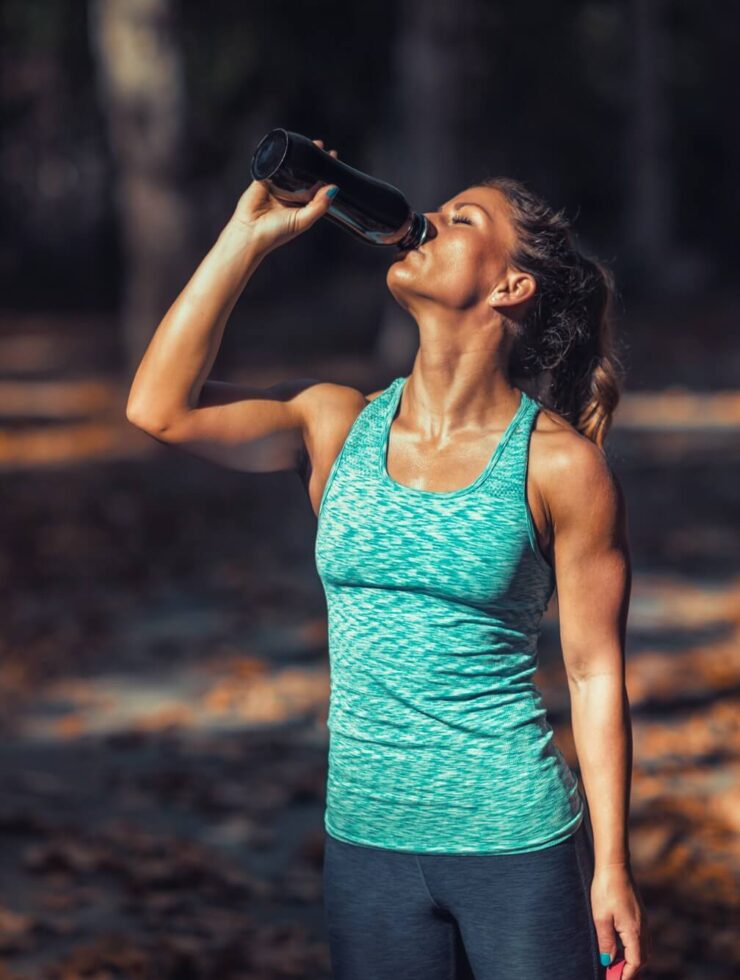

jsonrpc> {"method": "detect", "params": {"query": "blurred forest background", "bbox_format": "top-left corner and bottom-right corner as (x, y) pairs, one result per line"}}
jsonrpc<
(0, 0), (738, 977)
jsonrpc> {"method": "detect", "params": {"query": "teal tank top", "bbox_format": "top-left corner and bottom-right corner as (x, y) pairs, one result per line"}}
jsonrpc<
(314, 375), (584, 854)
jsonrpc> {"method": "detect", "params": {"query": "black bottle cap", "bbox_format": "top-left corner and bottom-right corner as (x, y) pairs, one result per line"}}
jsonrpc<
(397, 212), (430, 251)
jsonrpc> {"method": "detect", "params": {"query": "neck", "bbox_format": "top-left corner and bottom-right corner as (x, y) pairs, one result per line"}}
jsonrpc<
(400, 348), (521, 438)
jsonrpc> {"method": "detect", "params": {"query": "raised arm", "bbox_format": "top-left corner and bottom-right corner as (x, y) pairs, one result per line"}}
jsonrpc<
(125, 140), (346, 482)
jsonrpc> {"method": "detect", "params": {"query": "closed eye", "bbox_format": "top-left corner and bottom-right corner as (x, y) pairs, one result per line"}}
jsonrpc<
(451, 213), (473, 225)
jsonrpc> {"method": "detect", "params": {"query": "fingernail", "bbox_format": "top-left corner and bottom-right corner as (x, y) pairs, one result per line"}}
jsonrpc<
(600, 952), (613, 966)
(326, 186), (339, 199)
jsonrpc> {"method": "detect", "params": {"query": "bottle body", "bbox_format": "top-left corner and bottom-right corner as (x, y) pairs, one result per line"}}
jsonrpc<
(250, 128), (429, 250)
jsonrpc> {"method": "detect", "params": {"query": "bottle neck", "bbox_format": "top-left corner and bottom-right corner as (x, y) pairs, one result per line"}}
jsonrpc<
(397, 212), (429, 250)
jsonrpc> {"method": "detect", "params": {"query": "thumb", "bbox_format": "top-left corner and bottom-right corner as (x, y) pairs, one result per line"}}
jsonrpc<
(595, 919), (619, 969)
(294, 184), (339, 234)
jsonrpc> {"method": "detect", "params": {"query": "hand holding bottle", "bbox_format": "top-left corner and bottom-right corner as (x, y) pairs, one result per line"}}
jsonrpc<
(230, 138), (340, 254)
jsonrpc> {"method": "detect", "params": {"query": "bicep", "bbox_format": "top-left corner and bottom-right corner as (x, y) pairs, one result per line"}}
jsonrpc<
(548, 441), (632, 685)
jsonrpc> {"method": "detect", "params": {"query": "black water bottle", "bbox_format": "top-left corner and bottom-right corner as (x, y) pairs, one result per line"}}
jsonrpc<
(249, 128), (429, 251)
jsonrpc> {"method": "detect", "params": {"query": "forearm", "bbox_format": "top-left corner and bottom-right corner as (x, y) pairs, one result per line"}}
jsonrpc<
(126, 219), (268, 426)
(570, 673), (633, 870)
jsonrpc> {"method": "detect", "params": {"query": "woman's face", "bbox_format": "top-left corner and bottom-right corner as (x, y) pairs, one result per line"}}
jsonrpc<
(386, 185), (521, 319)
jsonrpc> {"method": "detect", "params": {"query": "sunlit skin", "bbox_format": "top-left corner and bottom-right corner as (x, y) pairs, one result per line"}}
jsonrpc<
(382, 185), (541, 494)
(387, 186), (533, 324)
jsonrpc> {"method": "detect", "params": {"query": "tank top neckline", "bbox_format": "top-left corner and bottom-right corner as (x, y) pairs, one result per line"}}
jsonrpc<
(378, 375), (533, 500)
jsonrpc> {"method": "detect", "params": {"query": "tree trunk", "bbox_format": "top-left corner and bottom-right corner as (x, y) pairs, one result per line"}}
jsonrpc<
(88, 0), (197, 375)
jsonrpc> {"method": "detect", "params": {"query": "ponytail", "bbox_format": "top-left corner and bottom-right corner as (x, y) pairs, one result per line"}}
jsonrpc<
(479, 177), (626, 448)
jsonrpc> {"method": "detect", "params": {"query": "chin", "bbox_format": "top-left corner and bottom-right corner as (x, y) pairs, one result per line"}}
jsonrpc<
(385, 276), (412, 312)
(387, 258), (417, 285)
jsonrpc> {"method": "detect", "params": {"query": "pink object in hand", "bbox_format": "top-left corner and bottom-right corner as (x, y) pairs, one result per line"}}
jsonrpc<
(605, 960), (626, 979)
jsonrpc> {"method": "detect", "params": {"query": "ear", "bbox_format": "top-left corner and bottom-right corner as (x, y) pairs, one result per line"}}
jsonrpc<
(489, 272), (537, 308)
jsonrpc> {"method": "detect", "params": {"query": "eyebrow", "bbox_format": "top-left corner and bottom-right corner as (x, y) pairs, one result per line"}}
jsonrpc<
(438, 201), (493, 221)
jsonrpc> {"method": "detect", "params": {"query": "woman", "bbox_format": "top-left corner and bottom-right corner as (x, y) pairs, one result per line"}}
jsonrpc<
(127, 139), (651, 980)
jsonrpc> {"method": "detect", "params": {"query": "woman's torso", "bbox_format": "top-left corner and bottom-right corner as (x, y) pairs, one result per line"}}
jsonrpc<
(314, 375), (584, 853)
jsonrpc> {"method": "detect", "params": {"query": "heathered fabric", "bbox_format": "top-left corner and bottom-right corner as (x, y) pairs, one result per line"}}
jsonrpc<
(314, 375), (584, 854)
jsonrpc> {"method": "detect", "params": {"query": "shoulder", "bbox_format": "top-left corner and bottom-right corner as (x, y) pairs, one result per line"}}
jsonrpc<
(297, 380), (386, 437)
(296, 380), (390, 488)
(530, 402), (624, 533)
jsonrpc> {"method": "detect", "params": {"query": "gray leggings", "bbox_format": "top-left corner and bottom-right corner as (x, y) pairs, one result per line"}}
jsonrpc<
(322, 816), (610, 980)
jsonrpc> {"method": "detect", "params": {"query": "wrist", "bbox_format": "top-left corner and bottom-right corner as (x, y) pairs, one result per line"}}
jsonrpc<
(220, 218), (274, 263)
(594, 860), (632, 875)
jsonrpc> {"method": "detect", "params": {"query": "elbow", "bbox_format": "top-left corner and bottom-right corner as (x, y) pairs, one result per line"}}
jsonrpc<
(125, 402), (172, 436)
(125, 401), (143, 429)
(566, 669), (626, 700)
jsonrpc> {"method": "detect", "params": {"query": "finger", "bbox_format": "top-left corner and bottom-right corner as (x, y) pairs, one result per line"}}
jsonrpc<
(619, 931), (643, 979)
(595, 920), (618, 970)
(293, 184), (338, 233)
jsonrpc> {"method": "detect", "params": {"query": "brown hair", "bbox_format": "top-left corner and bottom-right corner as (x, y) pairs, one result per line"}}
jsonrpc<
(478, 176), (625, 448)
